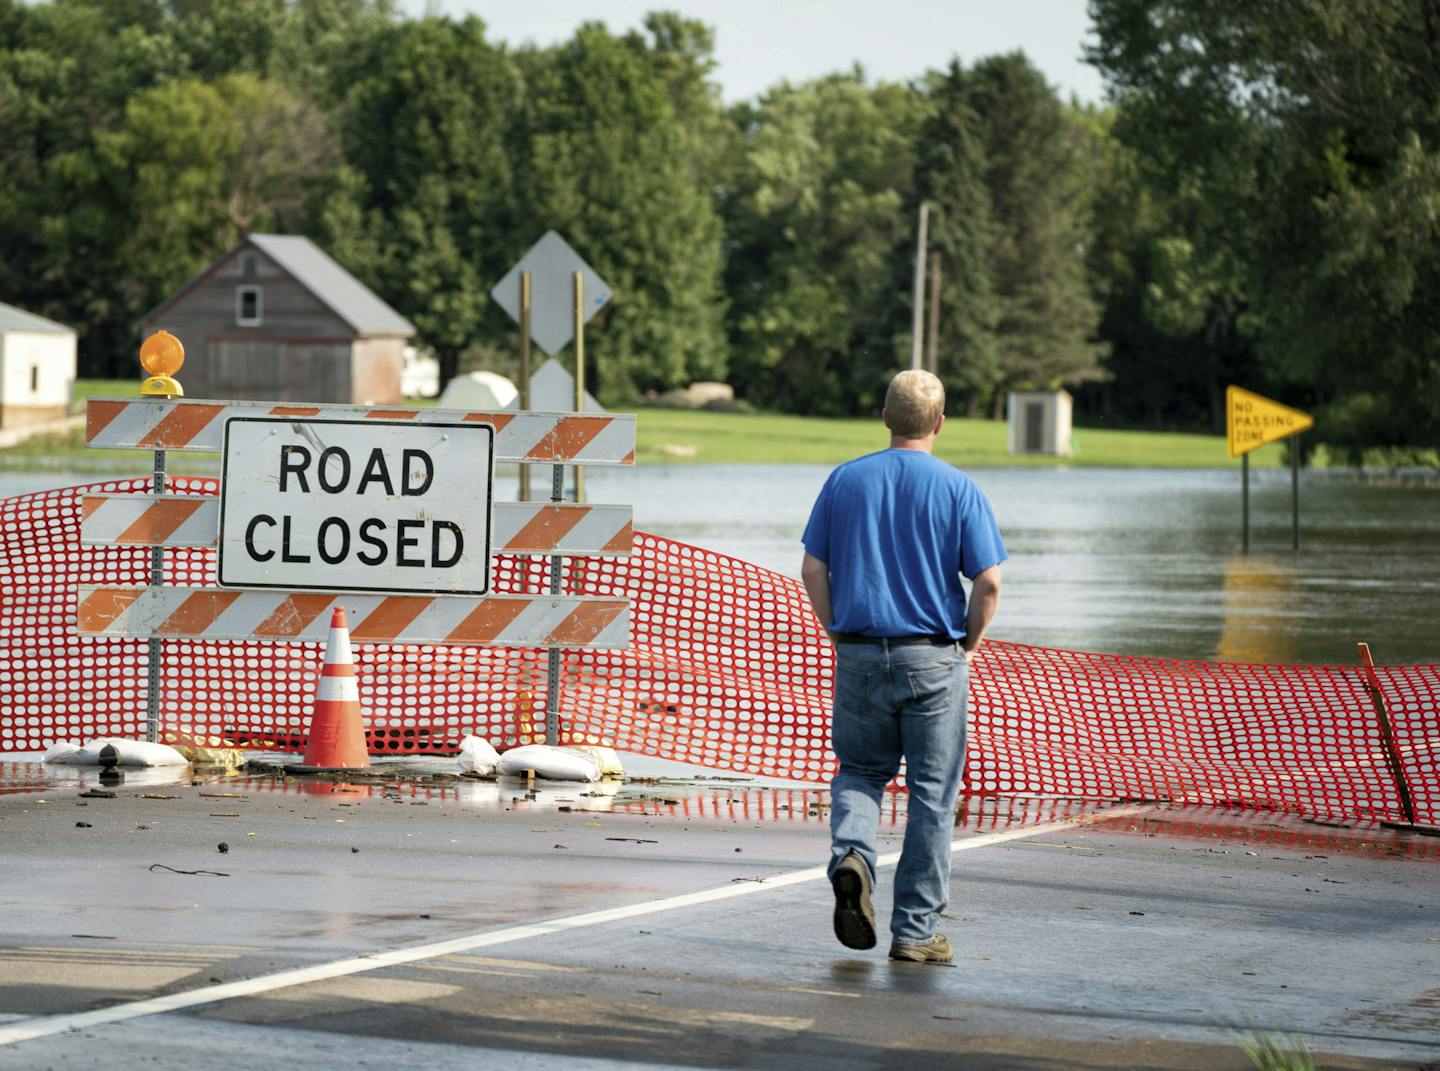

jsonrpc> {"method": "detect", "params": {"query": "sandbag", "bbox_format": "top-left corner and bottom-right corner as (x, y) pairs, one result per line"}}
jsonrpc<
(46, 738), (189, 767)
(42, 742), (81, 763)
(568, 745), (625, 779)
(496, 744), (601, 782)
(457, 736), (501, 776)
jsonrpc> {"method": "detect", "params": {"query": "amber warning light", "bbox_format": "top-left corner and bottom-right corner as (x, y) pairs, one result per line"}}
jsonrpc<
(139, 330), (184, 397)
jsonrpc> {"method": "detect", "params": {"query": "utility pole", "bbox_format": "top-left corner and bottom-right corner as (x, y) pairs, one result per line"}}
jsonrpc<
(926, 250), (941, 376)
(909, 202), (929, 370)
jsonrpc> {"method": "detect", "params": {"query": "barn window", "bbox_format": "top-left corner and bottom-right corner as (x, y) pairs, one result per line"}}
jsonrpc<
(236, 286), (263, 326)
(240, 253), (259, 277)
(30, 365), (39, 393)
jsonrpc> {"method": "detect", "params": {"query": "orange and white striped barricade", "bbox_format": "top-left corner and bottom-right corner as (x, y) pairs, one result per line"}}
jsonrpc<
(78, 388), (636, 754)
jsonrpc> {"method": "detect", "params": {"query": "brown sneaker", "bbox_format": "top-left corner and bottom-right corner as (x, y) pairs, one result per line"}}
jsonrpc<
(830, 853), (877, 950)
(889, 933), (953, 963)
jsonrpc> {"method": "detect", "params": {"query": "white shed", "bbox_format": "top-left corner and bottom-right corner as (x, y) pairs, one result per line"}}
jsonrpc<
(0, 302), (77, 429)
(1007, 389), (1073, 457)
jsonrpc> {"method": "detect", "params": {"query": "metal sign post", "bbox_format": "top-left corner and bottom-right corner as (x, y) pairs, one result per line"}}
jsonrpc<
(1291, 433), (1301, 551)
(146, 448), (164, 743)
(1241, 452), (1250, 555)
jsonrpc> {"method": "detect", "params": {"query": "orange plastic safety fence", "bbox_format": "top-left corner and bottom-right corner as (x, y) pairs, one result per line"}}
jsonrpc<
(2, 480), (1436, 825)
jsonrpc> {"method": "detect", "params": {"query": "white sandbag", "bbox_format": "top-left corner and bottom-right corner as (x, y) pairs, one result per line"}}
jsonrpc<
(496, 744), (601, 783)
(457, 736), (501, 776)
(568, 745), (624, 778)
(42, 742), (81, 763)
(48, 738), (189, 767)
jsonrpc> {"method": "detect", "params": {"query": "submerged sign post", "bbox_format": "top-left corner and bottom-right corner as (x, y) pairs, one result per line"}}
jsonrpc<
(1226, 386), (1313, 553)
(491, 230), (612, 505)
(218, 418), (494, 595)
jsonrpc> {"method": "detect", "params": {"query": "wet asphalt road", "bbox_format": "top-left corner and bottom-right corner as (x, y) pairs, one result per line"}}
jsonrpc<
(0, 760), (1436, 1071)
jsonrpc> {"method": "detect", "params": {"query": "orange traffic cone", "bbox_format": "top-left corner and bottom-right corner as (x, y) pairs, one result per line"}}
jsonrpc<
(287, 607), (371, 773)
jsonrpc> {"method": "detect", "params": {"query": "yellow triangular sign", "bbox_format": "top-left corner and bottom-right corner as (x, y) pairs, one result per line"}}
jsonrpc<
(1226, 386), (1313, 457)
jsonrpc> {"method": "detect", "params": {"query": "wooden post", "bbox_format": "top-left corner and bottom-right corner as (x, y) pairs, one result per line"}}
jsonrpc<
(1357, 642), (1418, 827)
(518, 271), (532, 503)
(573, 270), (585, 505)
(926, 250), (941, 376)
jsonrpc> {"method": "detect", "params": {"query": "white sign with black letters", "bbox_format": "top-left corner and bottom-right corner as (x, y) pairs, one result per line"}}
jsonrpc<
(218, 417), (494, 596)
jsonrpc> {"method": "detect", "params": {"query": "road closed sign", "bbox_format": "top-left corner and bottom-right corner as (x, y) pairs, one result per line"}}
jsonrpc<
(218, 417), (494, 596)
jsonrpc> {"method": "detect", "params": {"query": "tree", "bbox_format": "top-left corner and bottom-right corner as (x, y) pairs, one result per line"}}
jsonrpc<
(513, 15), (730, 404)
(1089, 0), (1440, 458)
(96, 75), (337, 305)
(1078, 103), (1257, 431)
(724, 72), (927, 415)
(961, 54), (1103, 405)
(0, 0), (175, 372)
(913, 62), (998, 417)
(319, 15), (524, 387)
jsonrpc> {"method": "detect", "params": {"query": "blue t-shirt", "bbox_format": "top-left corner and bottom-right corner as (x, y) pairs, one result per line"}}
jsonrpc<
(801, 449), (1006, 639)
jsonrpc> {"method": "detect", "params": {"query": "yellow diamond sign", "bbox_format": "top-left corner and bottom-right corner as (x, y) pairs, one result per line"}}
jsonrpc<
(1226, 386), (1313, 457)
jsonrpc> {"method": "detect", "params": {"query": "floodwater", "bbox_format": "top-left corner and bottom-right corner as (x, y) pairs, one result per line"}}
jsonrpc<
(3, 464), (1437, 666)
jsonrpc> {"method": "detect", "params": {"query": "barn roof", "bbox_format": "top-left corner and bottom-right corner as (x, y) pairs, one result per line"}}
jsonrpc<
(0, 302), (73, 335)
(247, 234), (415, 337)
(141, 235), (416, 338)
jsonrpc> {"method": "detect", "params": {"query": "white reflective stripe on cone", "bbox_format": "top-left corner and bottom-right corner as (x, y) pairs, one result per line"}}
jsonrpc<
(325, 627), (354, 666)
(317, 677), (361, 703)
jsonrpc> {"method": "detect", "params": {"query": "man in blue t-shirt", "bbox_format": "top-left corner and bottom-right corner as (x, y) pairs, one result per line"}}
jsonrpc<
(801, 369), (1005, 963)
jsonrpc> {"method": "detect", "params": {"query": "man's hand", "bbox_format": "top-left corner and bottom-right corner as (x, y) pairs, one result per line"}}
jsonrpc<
(801, 553), (833, 637)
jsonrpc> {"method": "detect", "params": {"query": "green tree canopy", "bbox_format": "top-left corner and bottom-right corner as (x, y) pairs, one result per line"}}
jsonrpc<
(960, 53), (1103, 402)
(724, 72), (926, 415)
(913, 61), (998, 416)
(513, 14), (730, 404)
(1089, 0), (1440, 456)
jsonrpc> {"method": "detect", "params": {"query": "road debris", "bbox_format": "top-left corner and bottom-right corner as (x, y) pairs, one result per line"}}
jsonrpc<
(149, 863), (229, 877)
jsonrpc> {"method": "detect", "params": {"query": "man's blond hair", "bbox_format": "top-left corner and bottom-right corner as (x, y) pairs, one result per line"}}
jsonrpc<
(884, 370), (945, 439)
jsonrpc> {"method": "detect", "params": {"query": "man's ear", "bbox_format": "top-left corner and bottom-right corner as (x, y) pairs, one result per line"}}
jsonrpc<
(881, 407), (892, 430)
(932, 413), (945, 437)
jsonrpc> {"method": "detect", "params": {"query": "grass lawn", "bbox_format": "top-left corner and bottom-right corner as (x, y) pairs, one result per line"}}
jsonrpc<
(632, 406), (1282, 468)
(0, 379), (1283, 473)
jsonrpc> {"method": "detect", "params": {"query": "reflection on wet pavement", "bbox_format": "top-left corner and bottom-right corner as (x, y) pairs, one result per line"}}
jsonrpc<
(3, 752), (1435, 861)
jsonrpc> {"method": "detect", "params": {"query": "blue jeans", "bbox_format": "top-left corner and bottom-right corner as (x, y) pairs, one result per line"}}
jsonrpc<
(827, 640), (968, 944)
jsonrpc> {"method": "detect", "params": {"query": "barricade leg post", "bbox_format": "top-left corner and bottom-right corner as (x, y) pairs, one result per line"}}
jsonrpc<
(545, 463), (564, 746)
(145, 447), (166, 743)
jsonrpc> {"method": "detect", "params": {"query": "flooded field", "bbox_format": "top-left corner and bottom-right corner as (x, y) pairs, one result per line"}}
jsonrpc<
(3, 464), (1437, 665)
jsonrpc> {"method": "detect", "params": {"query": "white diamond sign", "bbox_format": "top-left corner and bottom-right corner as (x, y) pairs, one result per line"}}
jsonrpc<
(491, 231), (613, 356)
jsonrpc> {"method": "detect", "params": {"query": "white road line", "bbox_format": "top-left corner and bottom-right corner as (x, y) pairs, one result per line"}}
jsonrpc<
(0, 804), (1149, 1047)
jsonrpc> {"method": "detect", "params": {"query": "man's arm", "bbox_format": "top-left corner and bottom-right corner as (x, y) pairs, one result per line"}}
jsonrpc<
(962, 565), (1002, 658)
(800, 552), (834, 640)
